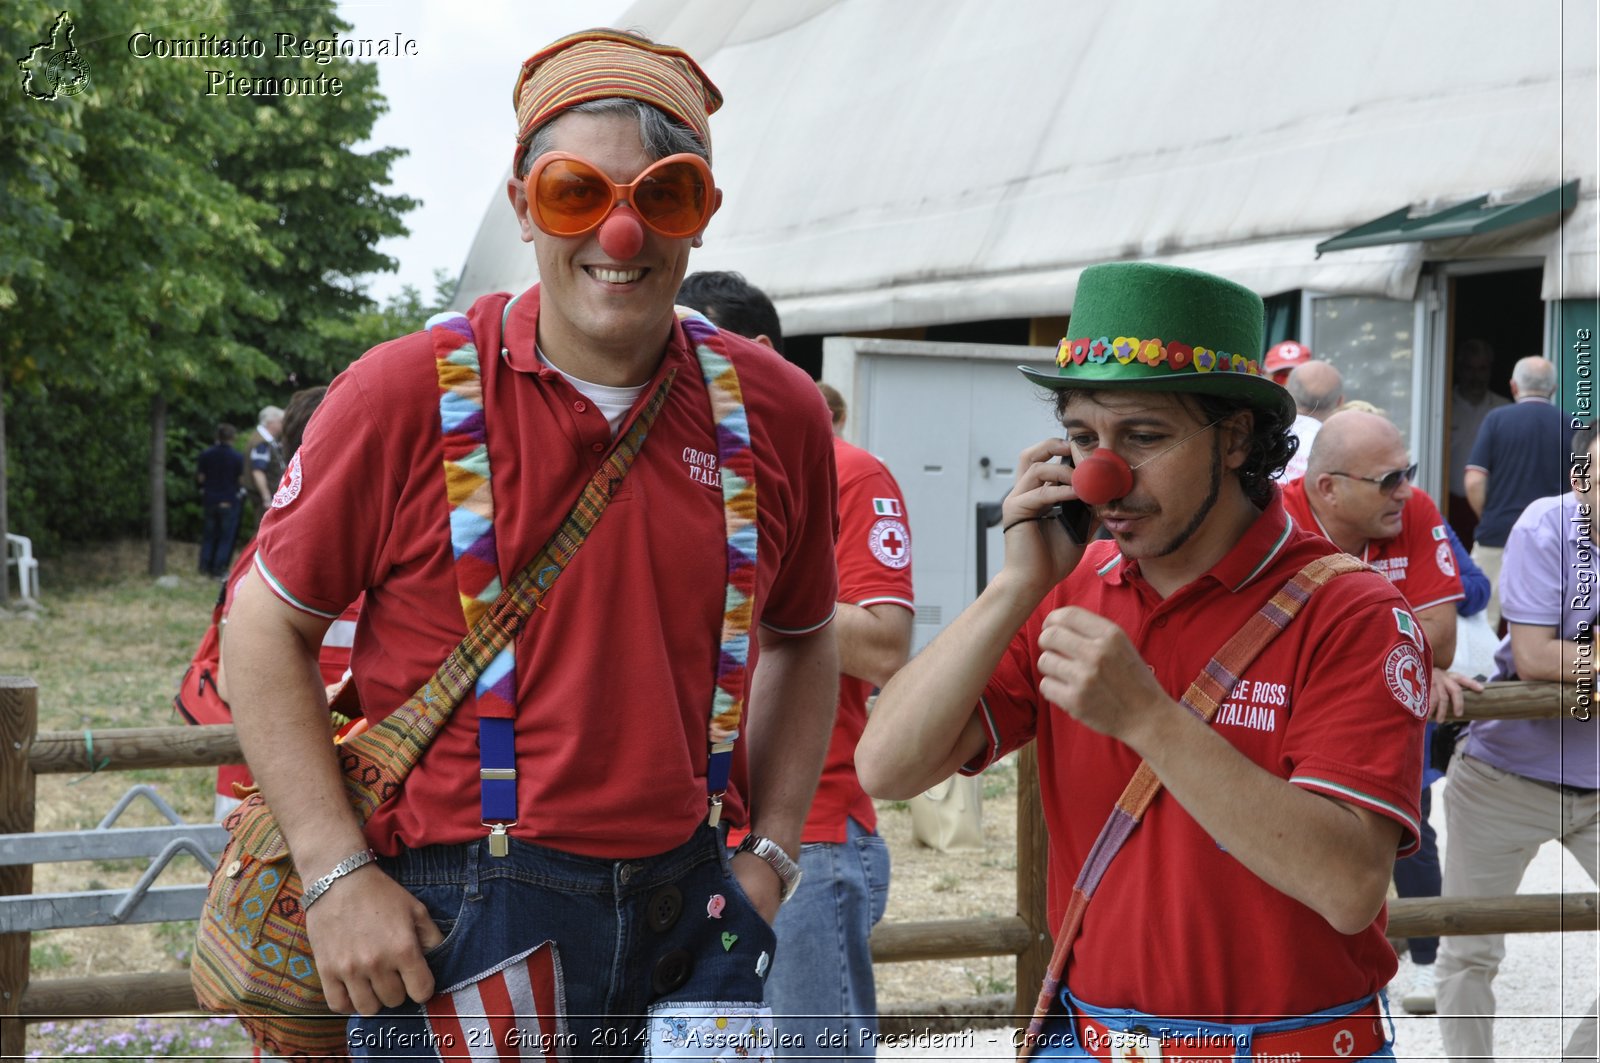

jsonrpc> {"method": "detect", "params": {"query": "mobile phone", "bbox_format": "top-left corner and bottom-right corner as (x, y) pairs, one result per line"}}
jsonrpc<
(1051, 452), (1093, 545)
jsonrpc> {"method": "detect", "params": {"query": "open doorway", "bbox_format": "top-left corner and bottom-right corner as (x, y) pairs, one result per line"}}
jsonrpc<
(1444, 266), (1545, 548)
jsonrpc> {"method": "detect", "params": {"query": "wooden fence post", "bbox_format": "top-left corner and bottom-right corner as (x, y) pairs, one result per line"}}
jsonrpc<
(1, 677), (38, 1060)
(1014, 742), (1050, 1019)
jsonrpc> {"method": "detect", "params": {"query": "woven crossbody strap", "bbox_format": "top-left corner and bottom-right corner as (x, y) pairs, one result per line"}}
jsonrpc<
(336, 365), (676, 820)
(1017, 551), (1368, 1059)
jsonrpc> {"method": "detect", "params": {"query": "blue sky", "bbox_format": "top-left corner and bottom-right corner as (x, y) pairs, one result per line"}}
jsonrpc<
(337, 1), (629, 304)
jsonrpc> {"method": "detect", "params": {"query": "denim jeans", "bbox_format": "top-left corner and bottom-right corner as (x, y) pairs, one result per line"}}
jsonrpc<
(347, 824), (777, 1060)
(763, 818), (890, 1059)
(1030, 991), (1396, 1060)
(199, 499), (242, 576)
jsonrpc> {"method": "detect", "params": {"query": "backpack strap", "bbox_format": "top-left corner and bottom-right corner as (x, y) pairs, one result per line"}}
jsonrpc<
(1017, 551), (1369, 1059)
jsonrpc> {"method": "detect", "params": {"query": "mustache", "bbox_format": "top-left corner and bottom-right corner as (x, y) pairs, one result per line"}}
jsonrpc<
(1096, 499), (1158, 519)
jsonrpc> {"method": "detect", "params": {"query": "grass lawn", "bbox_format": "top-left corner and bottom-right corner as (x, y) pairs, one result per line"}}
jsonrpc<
(2, 540), (252, 1058)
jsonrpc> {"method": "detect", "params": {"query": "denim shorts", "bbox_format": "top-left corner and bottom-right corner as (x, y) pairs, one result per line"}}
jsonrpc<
(347, 823), (777, 1060)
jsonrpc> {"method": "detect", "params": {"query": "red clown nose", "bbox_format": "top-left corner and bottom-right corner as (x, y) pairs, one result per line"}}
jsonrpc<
(597, 209), (645, 260)
(1071, 450), (1134, 506)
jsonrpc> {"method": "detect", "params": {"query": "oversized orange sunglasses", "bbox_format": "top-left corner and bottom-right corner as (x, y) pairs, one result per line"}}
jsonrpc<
(526, 152), (716, 240)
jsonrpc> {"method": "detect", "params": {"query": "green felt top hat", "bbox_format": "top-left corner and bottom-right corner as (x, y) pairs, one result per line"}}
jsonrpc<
(1020, 262), (1293, 422)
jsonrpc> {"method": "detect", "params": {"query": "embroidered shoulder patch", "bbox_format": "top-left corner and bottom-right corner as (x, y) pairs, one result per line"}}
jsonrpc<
(1436, 541), (1457, 577)
(1432, 524), (1448, 540)
(270, 452), (303, 509)
(1393, 607), (1421, 647)
(1384, 642), (1429, 718)
(868, 517), (910, 569)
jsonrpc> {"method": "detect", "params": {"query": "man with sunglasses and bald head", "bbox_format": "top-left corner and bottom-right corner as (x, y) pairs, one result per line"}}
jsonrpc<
(224, 28), (839, 1056)
(1280, 408), (1480, 1017)
(1281, 409), (1472, 717)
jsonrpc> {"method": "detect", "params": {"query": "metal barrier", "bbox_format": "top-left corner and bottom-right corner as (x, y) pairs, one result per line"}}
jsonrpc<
(1, 675), (1596, 1053)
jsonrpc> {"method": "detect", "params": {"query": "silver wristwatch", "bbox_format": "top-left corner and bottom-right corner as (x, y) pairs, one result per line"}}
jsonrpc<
(301, 848), (377, 910)
(734, 834), (803, 903)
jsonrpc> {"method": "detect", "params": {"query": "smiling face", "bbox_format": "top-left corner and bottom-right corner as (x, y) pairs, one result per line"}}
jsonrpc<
(1059, 390), (1254, 576)
(507, 109), (717, 385)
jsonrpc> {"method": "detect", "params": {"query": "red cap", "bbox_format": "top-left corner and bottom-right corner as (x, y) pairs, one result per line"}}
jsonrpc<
(1264, 341), (1313, 380)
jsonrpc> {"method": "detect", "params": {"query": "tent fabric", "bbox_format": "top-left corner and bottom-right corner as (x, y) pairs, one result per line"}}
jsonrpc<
(457, 0), (1597, 328)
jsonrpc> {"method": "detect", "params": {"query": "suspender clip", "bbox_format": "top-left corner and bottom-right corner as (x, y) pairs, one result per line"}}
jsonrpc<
(706, 792), (725, 828)
(485, 822), (513, 858)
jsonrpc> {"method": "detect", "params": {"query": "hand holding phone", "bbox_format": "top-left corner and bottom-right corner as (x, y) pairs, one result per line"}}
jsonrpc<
(1050, 453), (1094, 545)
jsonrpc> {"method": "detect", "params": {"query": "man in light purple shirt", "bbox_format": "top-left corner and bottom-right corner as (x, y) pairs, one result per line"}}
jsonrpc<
(1436, 425), (1600, 1062)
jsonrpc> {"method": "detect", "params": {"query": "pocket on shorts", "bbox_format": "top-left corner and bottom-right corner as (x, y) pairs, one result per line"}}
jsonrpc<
(411, 881), (470, 962)
(422, 941), (571, 1061)
(718, 853), (778, 933)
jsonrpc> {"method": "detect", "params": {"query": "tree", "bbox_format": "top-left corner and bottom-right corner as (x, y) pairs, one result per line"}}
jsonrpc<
(0, 5), (88, 601)
(1, 0), (417, 571)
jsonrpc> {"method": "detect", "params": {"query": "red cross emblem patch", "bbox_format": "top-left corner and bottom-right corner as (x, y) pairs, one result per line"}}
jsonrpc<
(869, 517), (911, 569)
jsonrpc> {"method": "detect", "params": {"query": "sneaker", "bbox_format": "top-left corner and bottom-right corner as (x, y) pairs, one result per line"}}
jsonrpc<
(1401, 964), (1436, 1014)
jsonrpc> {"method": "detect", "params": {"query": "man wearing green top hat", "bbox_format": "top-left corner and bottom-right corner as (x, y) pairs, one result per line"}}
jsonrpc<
(859, 262), (1426, 1059)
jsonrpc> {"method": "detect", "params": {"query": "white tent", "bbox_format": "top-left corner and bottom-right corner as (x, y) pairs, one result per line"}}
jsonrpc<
(455, 0), (1597, 333)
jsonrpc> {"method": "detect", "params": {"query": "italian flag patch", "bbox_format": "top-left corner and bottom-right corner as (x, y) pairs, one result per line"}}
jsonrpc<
(873, 498), (901, 516)
(1394, 607), (1421, 646)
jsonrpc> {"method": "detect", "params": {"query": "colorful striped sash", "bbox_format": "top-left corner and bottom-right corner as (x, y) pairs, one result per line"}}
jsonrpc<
(1016, 552), (1367, 1060)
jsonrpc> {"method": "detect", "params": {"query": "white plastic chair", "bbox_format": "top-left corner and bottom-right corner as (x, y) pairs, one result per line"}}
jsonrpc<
(5, 532), (39, 600)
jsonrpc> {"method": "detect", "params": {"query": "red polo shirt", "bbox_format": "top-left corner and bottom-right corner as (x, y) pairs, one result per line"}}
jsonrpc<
(964, 493), (1425, 1020)
(254, 288), (839, 859)
(1280, 479), (1465, 613)
(807, 438), (914, 842)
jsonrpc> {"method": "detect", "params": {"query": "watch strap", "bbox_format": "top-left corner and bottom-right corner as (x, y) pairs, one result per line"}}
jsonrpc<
(735, 834), (802, 903)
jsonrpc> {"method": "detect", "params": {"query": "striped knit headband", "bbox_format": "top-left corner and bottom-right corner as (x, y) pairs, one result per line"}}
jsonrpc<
(512, 29), (723, 174)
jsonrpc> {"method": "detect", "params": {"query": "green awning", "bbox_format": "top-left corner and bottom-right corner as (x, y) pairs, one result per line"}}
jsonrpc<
(1316, 180), (1579, 255)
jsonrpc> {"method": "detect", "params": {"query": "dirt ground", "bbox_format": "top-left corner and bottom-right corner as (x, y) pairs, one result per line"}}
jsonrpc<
(869, 763), (1024, 1010)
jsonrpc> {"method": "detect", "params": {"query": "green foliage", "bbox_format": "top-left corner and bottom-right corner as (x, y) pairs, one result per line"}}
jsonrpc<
(1, 0), (427, 549)
(0, 8), (86, 317)
(29, 937), (72, 973)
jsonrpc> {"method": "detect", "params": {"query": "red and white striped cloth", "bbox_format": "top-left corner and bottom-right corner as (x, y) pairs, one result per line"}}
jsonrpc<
(425, 942), (569, 1062)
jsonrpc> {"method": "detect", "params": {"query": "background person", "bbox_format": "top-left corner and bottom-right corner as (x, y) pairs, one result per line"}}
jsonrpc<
(858, 263), (1425, 1061)
(679, 269), (912, 1060)
(176, 388), (361, 821)
(1276, 358), (1343, 482)
(1279, 408), (1479, 1014)
(196, 422), (244, 578)
(1447, 339), (1507, 546)
(1464, 355), (1567, 630)
(247, 404), (285, 522)
(1437, 424), (1600, 1063)
(224, 29), (839, 1053)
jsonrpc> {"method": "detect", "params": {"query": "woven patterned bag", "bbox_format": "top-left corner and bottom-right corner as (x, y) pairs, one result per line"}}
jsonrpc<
(193, 793), (347, 1058)
(191, 316), (677, 1060)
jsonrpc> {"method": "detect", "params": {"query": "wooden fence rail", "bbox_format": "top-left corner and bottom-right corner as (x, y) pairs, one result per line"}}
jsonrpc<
(2, 677), (1595, 1052)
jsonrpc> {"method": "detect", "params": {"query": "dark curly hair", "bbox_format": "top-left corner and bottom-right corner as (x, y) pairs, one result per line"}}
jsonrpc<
(1052, 388), (1297, 507)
